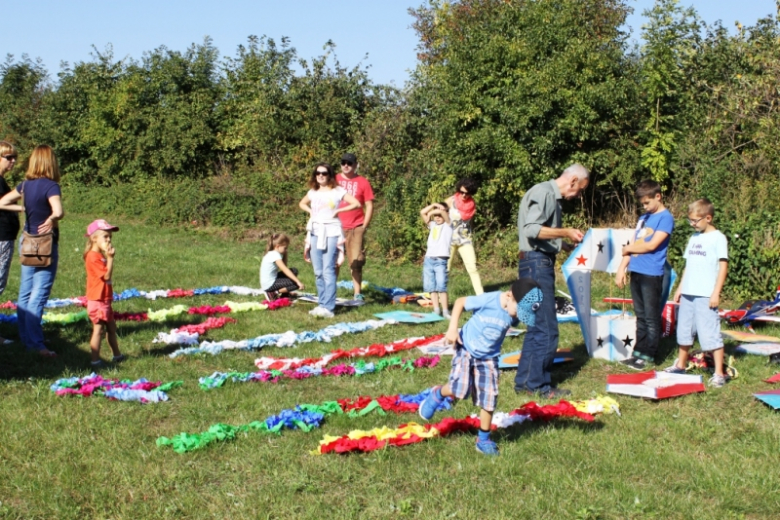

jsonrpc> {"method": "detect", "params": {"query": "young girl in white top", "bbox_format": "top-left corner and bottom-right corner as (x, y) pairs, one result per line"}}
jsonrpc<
(260, 233), (304, 301)
(298, 162), (359, 318)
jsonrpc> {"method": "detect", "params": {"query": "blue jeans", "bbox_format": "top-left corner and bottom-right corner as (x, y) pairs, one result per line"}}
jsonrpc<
(630, 272), (664, 360)
(514, 251), (559, 392)
(309, 234), (338, 312)
(17, 243), (59, 351)
(423, 256), (448, 293)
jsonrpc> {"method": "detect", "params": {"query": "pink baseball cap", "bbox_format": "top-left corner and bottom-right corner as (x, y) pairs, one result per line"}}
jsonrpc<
(85, 219), (119, 236)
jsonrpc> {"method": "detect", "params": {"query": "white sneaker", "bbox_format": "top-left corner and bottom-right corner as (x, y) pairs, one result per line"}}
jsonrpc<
(310, 306), (334, 318)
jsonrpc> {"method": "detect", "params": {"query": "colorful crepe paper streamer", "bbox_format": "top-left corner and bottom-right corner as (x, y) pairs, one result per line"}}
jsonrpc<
(199, 355), (441, 390)
(254, 334), (444, 371)
(165, 318), (397, 357)
(37, 299), (291, 328)
(1, 285), (267, 311)
(315, 397), (621, 455)
(51, 373), (183, 403)
(156, 388), (454, 453)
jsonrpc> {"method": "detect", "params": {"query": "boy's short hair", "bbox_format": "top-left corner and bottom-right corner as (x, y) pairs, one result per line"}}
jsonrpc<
(688, 198), (715, 218)
(438, 201), (449, 211)
(635, 180), (662, 199)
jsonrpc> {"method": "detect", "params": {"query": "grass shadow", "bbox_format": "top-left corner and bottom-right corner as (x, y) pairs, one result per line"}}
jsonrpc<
(498, 415), (606, 443)
(483, 280), (517, 293)
(551, 341), (590, 387)
(0, 328), (90, 380)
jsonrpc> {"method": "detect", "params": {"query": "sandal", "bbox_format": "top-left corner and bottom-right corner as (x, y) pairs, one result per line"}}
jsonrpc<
(37, 348), (57, 358)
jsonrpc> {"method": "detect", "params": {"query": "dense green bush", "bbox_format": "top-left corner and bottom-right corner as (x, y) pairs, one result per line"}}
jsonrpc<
(3, 0), (780, 299)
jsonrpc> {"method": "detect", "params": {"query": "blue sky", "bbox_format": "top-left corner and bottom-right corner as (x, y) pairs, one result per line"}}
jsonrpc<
(5, 1), (776, 86)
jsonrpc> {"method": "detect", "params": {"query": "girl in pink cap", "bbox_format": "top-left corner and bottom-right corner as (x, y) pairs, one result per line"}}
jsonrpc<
(84, 219), (124, 368)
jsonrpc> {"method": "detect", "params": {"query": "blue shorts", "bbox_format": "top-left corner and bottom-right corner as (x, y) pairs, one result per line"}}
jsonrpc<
(448, 342), (499, 412)
(676, 295), (723, 351)
(423, 256), (448, 293)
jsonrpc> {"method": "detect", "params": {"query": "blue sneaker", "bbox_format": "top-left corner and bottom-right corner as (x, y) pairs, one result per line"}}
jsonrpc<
(354, 293), (364, 301)
(475, 439), (500, 456)
(418, 386), (443, 421)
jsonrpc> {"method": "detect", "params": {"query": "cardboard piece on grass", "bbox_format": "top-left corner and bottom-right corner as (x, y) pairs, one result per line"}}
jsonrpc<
(562, 228), (676, 362)
(765, 373), (780, 383)
(754, 390), (780, 409)
(498, 349), (574, 369)
(297, 295), (365, 307)
(734, 343), (780, 356)
(606, 371), (705, 399)
(373, 311), (445, 324)
(721, 330), (780, 344)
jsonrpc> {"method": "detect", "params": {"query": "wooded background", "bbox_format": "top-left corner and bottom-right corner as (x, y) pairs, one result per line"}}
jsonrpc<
(2, 0), (779, 298)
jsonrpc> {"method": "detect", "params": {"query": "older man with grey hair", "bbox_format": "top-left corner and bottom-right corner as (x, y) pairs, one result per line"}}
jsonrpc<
(514, 163), (589, 398)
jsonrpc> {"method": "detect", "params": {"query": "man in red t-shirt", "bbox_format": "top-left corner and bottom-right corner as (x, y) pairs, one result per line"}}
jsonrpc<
(336, 153), (374, 300)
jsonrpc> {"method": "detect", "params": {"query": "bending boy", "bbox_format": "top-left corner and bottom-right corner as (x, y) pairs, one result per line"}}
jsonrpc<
(419, 278), (542, 456)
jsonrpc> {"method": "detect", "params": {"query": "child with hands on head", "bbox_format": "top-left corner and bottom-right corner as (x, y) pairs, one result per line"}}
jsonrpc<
(260, 233), (304, 301)
(418, 278), (543, 456)
(664, 198), (729, 387)
(84, 219), (124, 368)
(420, 202), (453, 318)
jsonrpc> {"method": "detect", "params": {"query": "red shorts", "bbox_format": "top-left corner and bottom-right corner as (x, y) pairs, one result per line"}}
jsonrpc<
(87, 300), (114, 324)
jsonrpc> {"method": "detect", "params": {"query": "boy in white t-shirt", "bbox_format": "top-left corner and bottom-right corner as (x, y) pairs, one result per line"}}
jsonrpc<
(420, 202), (453, 317)
(664, 198), (729, 387)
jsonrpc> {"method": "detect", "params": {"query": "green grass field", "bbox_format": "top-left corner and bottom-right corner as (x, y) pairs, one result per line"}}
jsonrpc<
(0, 214), (778, 519)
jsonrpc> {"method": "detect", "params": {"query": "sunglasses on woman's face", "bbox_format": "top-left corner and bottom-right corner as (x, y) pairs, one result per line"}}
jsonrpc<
(316, 170), (330, 176)
(1, 155), (17, 161)
(459, 190), (470, 196)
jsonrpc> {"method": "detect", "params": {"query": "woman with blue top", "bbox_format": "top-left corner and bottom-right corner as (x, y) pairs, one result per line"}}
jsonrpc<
(0, 145), (64, 357)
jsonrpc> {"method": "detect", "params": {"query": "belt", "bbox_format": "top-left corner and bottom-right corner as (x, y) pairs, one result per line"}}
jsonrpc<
(518, 250), (557, 260)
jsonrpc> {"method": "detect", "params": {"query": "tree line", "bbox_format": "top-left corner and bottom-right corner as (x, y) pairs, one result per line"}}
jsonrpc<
(1, 0), (779, 297)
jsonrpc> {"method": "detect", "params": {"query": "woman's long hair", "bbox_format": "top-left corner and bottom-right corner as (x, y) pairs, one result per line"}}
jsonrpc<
(25, 145), (60, 182)
(307, 162), (336, 190)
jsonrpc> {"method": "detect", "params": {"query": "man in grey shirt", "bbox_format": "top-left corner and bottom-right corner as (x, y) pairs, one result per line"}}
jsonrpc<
(515, 164), (589, 398)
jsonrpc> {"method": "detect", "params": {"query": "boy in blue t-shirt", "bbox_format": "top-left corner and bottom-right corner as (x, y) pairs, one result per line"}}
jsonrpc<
(664, 198), (729, 387)
(615, 180), (675, 370)
(418, 278), (542, 456)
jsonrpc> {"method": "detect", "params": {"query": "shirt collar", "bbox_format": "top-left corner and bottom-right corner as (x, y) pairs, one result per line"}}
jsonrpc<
(549, 179), (562, 200)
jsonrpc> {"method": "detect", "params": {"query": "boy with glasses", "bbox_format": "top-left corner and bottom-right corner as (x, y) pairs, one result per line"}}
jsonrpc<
(335, 153), (374, 300)
(664, 198), (729, 387)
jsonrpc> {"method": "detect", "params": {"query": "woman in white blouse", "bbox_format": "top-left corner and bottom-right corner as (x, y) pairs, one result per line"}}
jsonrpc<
(299, 163), (359, 318)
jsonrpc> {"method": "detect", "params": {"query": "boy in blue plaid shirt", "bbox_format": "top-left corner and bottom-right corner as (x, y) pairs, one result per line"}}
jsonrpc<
(419, 278), (542, 455)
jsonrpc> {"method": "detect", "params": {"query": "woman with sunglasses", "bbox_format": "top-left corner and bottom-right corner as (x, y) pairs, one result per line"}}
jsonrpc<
(299, 163), (360, 318)
(445, 178), (484, 295)
(0, 143), (20, 344)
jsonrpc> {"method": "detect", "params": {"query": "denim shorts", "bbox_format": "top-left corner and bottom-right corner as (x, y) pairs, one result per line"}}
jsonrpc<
(676, 295), (723, 351)
(423, 256), (448, 293)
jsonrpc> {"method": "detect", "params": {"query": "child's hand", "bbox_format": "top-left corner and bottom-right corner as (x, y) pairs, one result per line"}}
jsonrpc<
(674, 289), (682, 303)
(105, 245), (116, 258)
(445, 328), (458, 345)
(709, 294), (720, 309)
(297, 282), (305, 291)
(615, 271), (626, 289)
